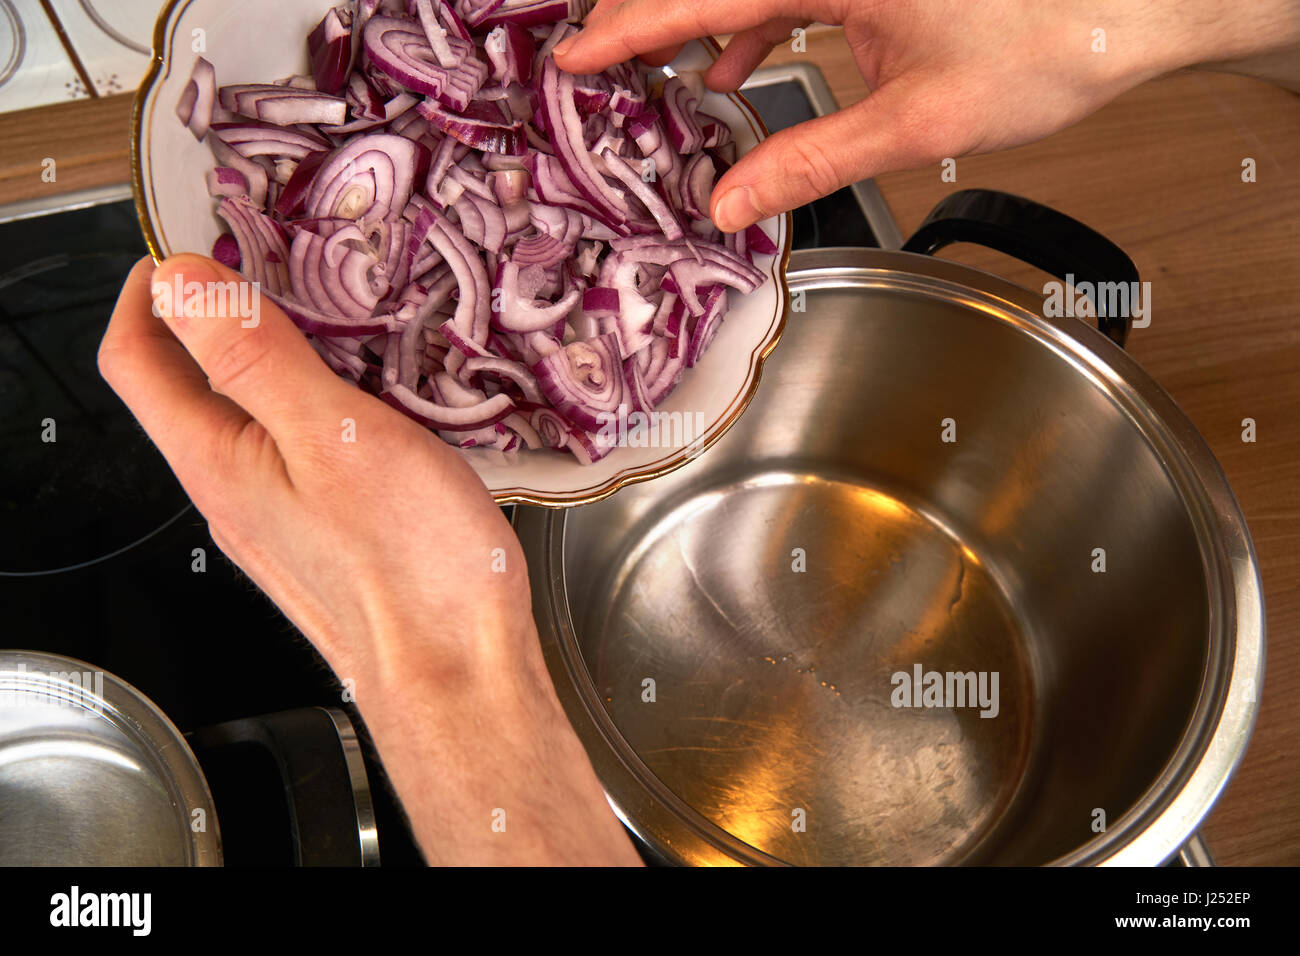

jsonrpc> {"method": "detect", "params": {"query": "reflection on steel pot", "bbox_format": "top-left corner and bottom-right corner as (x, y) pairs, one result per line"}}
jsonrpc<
(517, 208), (1264, 866)
(0, 650), (221, 866)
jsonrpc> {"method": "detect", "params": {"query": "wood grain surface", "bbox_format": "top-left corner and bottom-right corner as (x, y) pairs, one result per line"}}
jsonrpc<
(0, 93), (134, 207)
(763, 27), (1300, 866)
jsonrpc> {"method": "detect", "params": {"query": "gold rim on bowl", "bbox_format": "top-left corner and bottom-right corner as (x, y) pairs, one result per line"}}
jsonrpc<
(130, 5), (792, 508)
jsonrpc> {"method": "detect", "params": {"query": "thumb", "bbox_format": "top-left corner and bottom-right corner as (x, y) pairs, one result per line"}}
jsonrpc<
(151, 253), (358, 442)
(711, 80), (938, 232)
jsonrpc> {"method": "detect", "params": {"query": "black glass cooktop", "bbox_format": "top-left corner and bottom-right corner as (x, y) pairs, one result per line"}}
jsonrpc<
(0, 200), (421, 866)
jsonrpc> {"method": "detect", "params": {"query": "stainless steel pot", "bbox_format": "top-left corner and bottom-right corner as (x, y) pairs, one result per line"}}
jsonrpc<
(517, 194), (1264, 866)
(0, 650), (222, 865)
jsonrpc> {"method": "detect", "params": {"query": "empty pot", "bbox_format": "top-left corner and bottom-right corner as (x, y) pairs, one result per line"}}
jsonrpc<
(516, 192), (1264, 866)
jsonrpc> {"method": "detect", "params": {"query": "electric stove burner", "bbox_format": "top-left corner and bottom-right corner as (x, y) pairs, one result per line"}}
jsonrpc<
(0, 242), (191, 576)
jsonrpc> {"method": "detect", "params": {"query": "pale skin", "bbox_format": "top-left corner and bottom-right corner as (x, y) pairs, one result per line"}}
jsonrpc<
(101, 1), (1300, 864)
(555, 0), (1300, 232)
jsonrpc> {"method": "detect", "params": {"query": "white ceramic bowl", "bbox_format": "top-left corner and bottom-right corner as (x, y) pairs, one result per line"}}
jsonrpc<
(133, 1), (790, 505)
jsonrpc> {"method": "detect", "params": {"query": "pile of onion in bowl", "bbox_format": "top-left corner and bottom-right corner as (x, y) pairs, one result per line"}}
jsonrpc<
(173, 0), (780, 465)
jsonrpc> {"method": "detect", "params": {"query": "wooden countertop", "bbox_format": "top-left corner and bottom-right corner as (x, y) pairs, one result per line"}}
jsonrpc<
(1, 27), (1295, 866)
(0, 93), (135, 206)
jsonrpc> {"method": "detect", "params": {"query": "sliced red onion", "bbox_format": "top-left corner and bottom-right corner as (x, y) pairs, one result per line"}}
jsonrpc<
(698, 112), (732, 148)
(383, 384), (514, 430)
(452, 191), (508, 252)
(270, 290), (399, 337)
(364, 15), (487, 111)
(529, 405), (570, 448)
(493, 260), (580, 332)
(622, 354), (655, 414)
(210, 122), (330, 160)
(435, 0), (474, 40)
(417, 98), (525, 154)
(476, 0), (575, 29)
(600, 286), (656, 356)
(457, 0), (506, 28)
(290, 228), (381, 319)
(600, 147), (683, 240)
(410, 201), (492, 347)
(572, 83), (611, 116)
(184, 26), (762, 467)
(350, 72), (391, 119)
(413, 0), (461, 66)
(511, 233), (570, 268)
(608, 88), (647, 121)
(503, 411), (542, 448)
(745, 222), (778, 255)
(305, 133), (422, 221)
(564, 423), (616, 464)
(685, 285), (727, 366)
(485, 22), (535, 85)
(212, 233), (241, 269)
(368, 217), (413, 304)
(308, 7), (353, 94)
(273, 150), (329, 218)
(208, 137), (268, 207)
(536, 58), (630, 230)
(216, 197), (289, 295)
(439, 318), (493, 358)
(219, 84), (349, 125)
(464, 355), (544, 402)
(581, 286), (619, 315)
(661, 76), (703, 154)
(532, 332), (627, 431)
(679, 152), (715, 221)
(176, 57), (217, 140)
(645, 335), (686, 405)
(206, 167), (249, 198)
(489, 168), (531, 205)
(323, 92), (418, 135)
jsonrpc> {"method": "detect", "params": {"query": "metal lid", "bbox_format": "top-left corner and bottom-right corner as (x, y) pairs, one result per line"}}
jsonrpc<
(0, 650), (221, 866)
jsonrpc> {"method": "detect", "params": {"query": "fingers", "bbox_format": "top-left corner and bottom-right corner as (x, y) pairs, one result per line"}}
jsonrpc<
(638, 44), (685, 68)
(98, 257), (257, 475)
(584, 0), (682, 66)
(705, 18), (808, 91)
(555, 0), (827, 74)
(710, 78), (940, 231)
(148, 253), (360, 447)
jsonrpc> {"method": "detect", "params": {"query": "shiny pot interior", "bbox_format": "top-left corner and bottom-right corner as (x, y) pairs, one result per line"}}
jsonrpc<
(519, 248), (1262, 866)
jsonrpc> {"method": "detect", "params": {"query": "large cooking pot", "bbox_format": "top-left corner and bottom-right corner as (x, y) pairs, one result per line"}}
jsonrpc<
(516, 191), (1264, 866)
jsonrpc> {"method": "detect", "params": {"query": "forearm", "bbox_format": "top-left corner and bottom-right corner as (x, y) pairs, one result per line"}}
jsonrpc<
(1166, 0), (1300, 87)
(319, 603), (644, 866)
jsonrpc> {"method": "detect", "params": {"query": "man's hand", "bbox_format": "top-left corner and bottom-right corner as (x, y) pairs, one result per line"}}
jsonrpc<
(99, 255), (642, 865)
(556, 0), (1300, 233)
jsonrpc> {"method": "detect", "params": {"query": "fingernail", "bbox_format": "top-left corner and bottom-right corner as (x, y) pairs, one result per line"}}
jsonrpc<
(553, 33), (579, 59)
(152, 256), (218, 323)
(713, 187), (759, 233)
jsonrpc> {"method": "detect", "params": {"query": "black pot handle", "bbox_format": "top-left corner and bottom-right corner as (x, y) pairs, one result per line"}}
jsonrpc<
(901, 189), (1139, 347)
(190, 706), (380, 866)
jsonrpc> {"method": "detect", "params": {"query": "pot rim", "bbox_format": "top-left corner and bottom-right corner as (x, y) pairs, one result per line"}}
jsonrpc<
(518, 247), (1265, 866)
